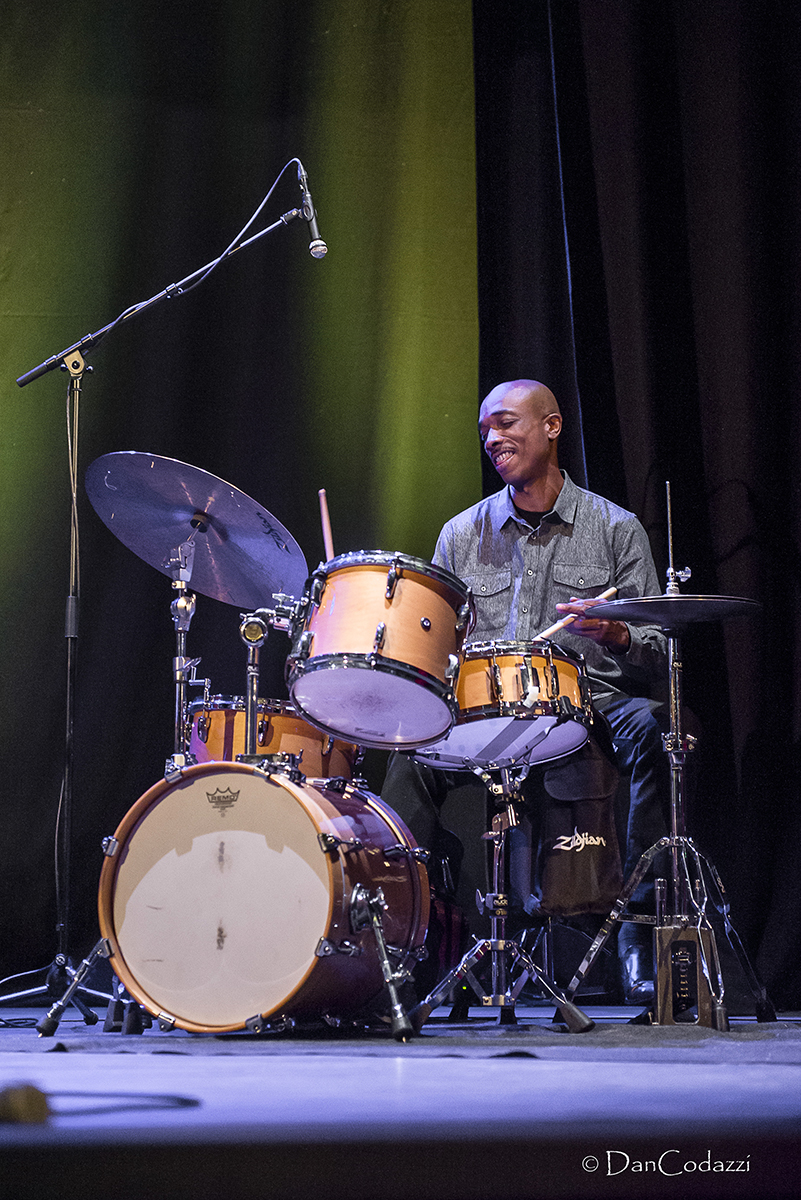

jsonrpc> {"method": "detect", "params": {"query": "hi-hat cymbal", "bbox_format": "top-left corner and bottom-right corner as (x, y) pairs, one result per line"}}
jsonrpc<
(589, 594), (761, 627)
(85, 452), (309, 608)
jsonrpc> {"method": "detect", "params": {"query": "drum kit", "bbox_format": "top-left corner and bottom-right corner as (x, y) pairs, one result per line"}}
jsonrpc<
(37, 455), (771, 1039)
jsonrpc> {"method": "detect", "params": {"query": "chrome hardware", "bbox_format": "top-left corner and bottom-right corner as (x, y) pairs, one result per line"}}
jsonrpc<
(101, 836), (119, 858)
(309, 573), (326, 608)
(238, 753), (304, 783)
(349, 885), (414, 1042)
(519, 656), (540, 708)
(385, 556), (401, 599)
(445, 653), (459, 686)
(157, 1013), (176, 1031)
(373, 622), (386, 653)
(384, 843), (431, 864)
(163, 757), (187, 782)
(295, 630), (314, 660)
(323, 776), (350, 794)
(318, 832), (364, 855)
(196, 715), (210, 743)
(316, 937), (363, 958)
(350, 884), (385, 932)
(491, 654), (504, 706)
(420, 617), (431, 631)
(519, 656), (531, 699)
(239, 611), (269, 647)
(455, 596), (474, 634)
(543, 641), (560, 698)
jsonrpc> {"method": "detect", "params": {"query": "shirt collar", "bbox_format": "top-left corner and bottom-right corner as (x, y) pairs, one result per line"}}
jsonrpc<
(491, 470), (579, 532)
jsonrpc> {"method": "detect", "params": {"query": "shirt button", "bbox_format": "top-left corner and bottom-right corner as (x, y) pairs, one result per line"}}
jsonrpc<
(578, 577), (585, 586)
(526, 569), (533, 576)
(480, 585), (487, 592)
(521, 606), (528, 613)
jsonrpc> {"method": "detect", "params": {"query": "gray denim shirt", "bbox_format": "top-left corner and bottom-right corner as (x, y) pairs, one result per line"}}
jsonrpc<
(433, 471), (667, 703)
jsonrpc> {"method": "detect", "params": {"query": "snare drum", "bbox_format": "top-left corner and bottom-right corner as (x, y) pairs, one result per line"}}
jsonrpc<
(286, 552), (473, 749)
(188, 696), (358, 779)
(98, 762), (429, 1033)
(414, 640), (592, 770)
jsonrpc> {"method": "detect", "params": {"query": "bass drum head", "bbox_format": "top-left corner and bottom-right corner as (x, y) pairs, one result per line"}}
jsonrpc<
(98, 763), (428, 1032)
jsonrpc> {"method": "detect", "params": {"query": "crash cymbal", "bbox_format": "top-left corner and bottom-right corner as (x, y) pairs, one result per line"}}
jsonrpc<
(85, 452), (308, 608)
(589, 594), (761, 627)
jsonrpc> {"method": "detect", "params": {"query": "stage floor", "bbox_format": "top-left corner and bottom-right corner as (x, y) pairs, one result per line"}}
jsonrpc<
(0, 1002), (799, 1200)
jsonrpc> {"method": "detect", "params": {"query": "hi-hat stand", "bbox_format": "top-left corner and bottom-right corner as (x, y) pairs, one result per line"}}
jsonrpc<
(565, 516), (774, 1028)
(409, 765), (594, 1034)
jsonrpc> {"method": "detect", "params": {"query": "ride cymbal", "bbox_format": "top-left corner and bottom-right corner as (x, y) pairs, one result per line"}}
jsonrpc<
(85, 451), (308, 607)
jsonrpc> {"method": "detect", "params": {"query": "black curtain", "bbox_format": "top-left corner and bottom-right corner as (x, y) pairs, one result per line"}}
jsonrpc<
(473, 0), (801, 1008)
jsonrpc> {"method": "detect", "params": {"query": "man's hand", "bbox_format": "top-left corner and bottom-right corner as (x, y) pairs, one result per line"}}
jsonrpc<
(554, 596), (631, 652)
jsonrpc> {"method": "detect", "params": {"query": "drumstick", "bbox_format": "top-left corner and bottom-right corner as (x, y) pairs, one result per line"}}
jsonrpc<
(318, 488), (335, 561)
(533, 586), (618, 640)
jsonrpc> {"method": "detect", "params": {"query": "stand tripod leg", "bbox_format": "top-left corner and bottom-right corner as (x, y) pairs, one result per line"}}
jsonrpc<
(409, 940), (492, 1032)
(690, 846), (777, 1022)
(36, 940), (111, 1037)
(565, 839), (668, 1000)
(351, 886), (414, 1042)
(513, 947), (595, 1033)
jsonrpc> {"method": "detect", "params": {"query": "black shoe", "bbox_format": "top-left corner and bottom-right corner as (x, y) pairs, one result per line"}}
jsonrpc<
(617, 922), (655, 1006)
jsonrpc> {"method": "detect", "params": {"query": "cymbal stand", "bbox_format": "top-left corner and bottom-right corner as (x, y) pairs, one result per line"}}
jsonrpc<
(237, 594), (298, 759)
(238, 610), (270, 757)
(409, 765), (594, 1034)
(164, 539), (204, 773)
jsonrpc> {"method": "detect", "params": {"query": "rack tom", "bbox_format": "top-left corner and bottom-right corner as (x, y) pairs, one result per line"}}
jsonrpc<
(188, 696), (358, 779)
(286, 552), (473, 749)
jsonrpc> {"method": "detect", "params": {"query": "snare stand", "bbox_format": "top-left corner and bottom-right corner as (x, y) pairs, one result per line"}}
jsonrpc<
(409, 764), (594, 1034)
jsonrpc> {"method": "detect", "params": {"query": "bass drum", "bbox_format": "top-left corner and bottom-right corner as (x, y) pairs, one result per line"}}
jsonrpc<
(188, 696), (359, 779)
(98, 762), (429, 1033)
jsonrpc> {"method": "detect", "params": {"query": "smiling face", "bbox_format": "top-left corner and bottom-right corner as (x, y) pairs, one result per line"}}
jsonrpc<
(478, 380), (562, 498)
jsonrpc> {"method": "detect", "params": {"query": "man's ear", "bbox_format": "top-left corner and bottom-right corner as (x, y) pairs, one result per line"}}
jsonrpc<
(545, 413), (562, 440)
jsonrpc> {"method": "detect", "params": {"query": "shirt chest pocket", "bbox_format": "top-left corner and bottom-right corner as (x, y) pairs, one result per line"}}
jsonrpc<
(552, 563), (611, 598)
(463, 569), (513, 636)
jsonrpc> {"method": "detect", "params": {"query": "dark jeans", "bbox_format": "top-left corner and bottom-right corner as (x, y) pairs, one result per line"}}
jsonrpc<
(381, 694), (693, 922)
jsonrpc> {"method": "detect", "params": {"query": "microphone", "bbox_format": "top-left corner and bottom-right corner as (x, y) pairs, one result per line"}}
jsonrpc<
(298, 163), (328, 259)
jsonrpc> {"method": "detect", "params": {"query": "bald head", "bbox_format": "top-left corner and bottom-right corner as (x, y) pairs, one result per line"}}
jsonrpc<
(478, 379), (563, 506)
(482, 380), (561, 422)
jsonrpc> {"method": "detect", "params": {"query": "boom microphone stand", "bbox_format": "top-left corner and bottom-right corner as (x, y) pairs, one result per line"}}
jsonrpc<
(6, 159), (320, 1018)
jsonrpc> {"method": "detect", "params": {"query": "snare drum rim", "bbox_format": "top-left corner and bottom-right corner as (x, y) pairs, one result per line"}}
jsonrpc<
(289, 653), (459, 749)
(97, 762), (341, 1034)
(463, 638), (585, 666)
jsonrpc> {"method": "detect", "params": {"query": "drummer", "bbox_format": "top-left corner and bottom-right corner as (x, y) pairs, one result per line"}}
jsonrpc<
(383, 378), (675, 1005)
